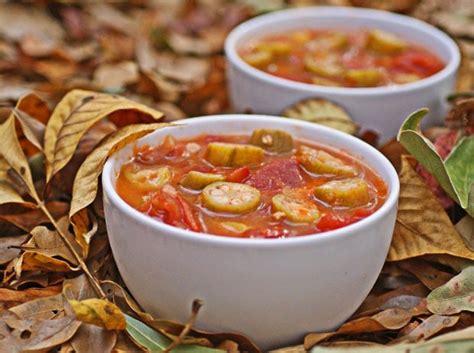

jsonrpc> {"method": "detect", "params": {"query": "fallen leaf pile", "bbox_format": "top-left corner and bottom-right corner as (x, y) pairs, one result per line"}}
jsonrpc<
(0, 1), (473, 353)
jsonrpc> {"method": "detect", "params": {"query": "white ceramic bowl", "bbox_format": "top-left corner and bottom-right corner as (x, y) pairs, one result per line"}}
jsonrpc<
(225, 7), (460, 142)
(102, 115), (399, 350)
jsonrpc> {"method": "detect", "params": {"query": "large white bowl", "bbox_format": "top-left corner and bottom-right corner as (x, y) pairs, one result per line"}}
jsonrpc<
(102, 115), (399, 350)
(225, 7), (460, 142)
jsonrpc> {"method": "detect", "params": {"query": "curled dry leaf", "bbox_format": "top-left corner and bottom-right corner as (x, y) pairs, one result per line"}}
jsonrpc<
(0, 115), (38, 199)
(69, 298), (126, 331)
(427, 265), (474, 315)
(387, 156), (474, 262)
(391, 314), (459, 344)
(0, 286), (62, 310)
(43, 89), (163, 181)
(304, 302), (429, 350)
(455, 215), (474, 251)
(69, 122), (167, 218)
(282, 98), (358, 135)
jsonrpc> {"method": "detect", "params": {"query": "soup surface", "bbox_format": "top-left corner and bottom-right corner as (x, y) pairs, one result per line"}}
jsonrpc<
(238, 28), (445, 87)
(116, 129), (387, 238)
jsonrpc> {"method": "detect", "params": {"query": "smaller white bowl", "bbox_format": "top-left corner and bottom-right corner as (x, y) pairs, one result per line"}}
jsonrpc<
(225, 7), (460, 142)
(102, 115), (399, 350)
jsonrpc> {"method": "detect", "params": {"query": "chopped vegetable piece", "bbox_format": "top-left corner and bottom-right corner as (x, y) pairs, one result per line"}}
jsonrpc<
(345, 68), (384, 87)
(123, 164), (171, 192)
(241, 50), (272, 67)
(221, 221), (251, 234)
(367, 29), (407, 54)
(247, 159), (303, 190)
(206, 142), (264, 167)
(226, 166), (250, 183)
(298, 146), (357, 176)
(202, 182), (261, 214)
(304, 55), (344, 78)
(272, 193), (320, 223)
(250, 128), (294, 153)
(180, 171), (225, 190)
(282, 98), (358, 135)
(306, 32), (348, 51)
(314, 178), (370, 207)
(255, 41), (292, 55)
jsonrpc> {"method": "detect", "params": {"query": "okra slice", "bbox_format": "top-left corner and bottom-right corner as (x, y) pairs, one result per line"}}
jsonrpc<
(241, 50), (272, 67)
(345, 69), (384, 87)
(202, 182), (261, 214)
(367, 29), (407, 54)
(314, 178), (370, 207)
(180, 171), (225, 190)
(206, 142), (264, 167)
(250, 129), (294, 153)
(123, 164), (172, 192)
(272, 193), (320, 223)
(298, 146), (357, 177)
(304, 55), (344, 78)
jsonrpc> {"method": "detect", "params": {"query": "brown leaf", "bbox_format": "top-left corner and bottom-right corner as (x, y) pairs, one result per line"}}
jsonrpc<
(0, 286), (62, 309)
(455, 215), (474, 251)
(43, 89), (163, 181)
(70, 323), (117, 353)
(387, 156), (474, 261)
(397, 259), (455, 290)
(92, 61), (139, 90)
(379, 140), (407, 171)
(0, 234), (28, 264)
(1, 313), (81, 352)
(9, 293), (64, 320)
(69, 298), (126, 330)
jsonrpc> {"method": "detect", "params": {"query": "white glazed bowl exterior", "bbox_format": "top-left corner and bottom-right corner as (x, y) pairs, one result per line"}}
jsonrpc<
(225, 7), (460, 142)
(102, 115), (399, 350)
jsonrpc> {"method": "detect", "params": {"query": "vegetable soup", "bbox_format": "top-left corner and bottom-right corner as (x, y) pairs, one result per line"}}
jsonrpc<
(117, 129), (387, 238)
(239, 28), (445, 87)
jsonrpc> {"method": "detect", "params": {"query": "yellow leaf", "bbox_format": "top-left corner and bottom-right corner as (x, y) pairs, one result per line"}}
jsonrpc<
(69, 122), (167, 218)
(43, 89), (163, 181)
(387, 156), (474, 261)
(0, 115), (38, 200)
(69, 298), (126, 331)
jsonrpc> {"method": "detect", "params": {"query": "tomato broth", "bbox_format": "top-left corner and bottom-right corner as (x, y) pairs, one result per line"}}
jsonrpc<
(116, 130), (387, 238)
(238, 28), (445, 87)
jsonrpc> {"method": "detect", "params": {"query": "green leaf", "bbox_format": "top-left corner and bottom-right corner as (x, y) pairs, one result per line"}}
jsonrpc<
(125, 314), (224, 353)
(310, 326), (474, 352)
(397, 109), (474, 216)
(427, 265), (474, 315)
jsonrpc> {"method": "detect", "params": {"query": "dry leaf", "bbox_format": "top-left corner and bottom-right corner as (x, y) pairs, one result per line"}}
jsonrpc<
(9, 293), (64, 320)
(92, 61), (139, 90)
(70, 122), (167, 218)
(392, 315), (459, 343)
(397, 259), (455, 290)
(69, 298), (126, 331)
(0, 234), (28, 264)
(70, 324), (117, 353)
(0, 115), (38, 199)
(0, 286), (62, 309)
(43, 89), (163, 181)
(455, 216), (474, 251)
(387, 156), (474, 261)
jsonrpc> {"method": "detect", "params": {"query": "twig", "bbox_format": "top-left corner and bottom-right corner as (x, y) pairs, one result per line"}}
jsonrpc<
(162, 299), (203, 353)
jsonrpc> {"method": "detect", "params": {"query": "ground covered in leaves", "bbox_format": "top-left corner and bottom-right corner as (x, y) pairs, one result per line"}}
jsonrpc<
(0, 1), (473, 352)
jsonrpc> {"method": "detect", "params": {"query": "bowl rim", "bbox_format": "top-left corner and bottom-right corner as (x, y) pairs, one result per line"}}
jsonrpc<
(224, 6), (461, 96)
(102, 115), (400, 248)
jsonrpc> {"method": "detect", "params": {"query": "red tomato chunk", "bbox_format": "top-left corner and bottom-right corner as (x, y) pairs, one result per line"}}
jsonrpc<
(116, 130), (388, 239)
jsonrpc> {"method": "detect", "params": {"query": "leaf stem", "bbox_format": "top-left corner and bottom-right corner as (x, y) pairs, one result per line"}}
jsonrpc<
(162, 299), (203, 353)
(37, 200), (106, 298)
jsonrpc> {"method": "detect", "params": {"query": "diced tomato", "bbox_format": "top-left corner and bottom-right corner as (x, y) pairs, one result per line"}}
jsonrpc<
(247, 159), (303, 191)
(226, 166), (250, 183)
(177, 195), (201, 232)
(317, 213), (355, 232)
(149, 192), (201, 232)
(390, 51), (444, 76)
